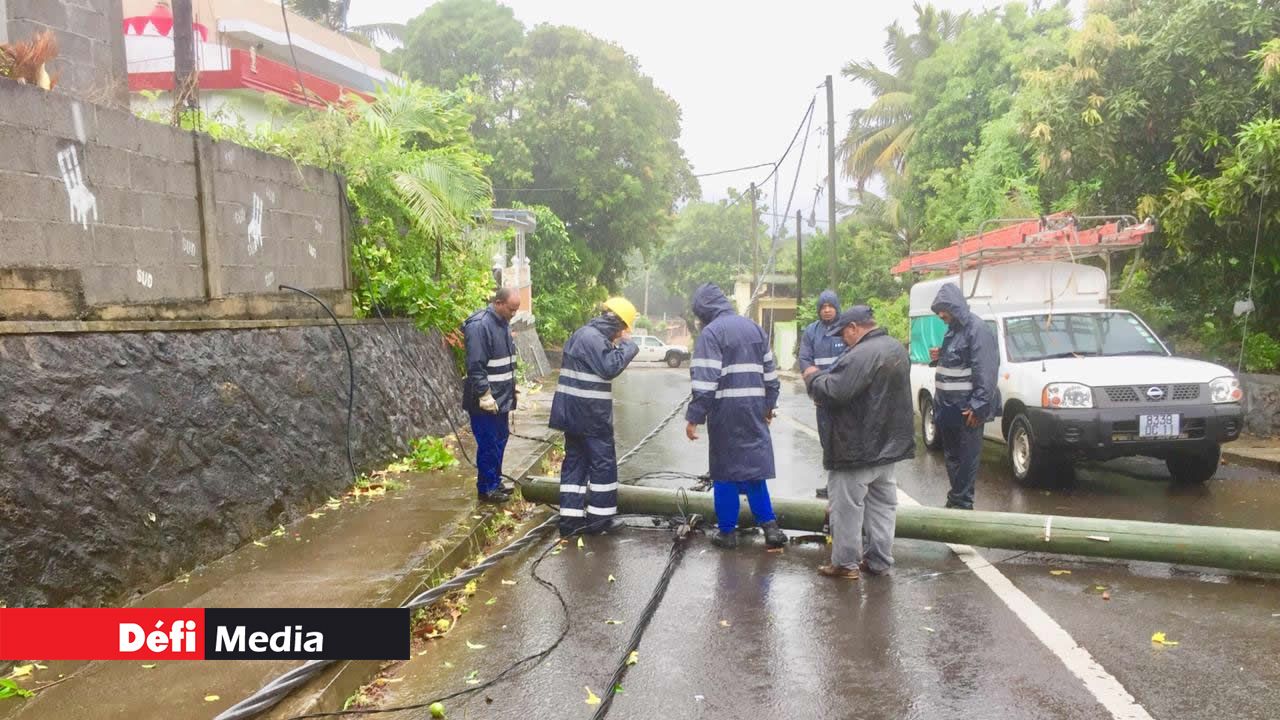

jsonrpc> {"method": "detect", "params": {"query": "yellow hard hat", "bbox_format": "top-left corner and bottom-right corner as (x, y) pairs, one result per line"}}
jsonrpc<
(602, 296), (638, 329)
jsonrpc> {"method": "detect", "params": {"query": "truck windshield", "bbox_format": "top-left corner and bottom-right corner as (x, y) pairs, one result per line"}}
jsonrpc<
(1003, 312), (1166, 362)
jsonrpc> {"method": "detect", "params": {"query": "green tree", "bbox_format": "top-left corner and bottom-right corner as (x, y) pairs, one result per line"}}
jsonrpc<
(394, 0), (524, 103)
(285, 0), (405, 43)
(653, 193), (766, 302)
(486, 25), (697, 287)
(839, 3), (966, 189)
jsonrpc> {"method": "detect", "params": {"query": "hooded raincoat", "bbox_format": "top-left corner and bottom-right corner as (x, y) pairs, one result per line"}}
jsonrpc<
(930, 283), (1001, 425)
(461, 306), (518, 415)
(685, 284), (780, 481)
(797, 290), (846, 372)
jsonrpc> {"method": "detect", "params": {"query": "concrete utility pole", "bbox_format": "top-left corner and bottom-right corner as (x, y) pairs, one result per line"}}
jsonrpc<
(750, 182), (759, 298)
(796, 209), (803, 304)
(172, 0), (197, 112)
(825, 74), (838, 289)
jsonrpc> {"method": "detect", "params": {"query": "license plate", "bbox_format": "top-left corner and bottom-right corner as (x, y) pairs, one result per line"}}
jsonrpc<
(1139, 414), (1180, 438)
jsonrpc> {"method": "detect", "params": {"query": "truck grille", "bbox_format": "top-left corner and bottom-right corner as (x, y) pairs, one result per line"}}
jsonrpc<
(1099, 384), (1200, 405)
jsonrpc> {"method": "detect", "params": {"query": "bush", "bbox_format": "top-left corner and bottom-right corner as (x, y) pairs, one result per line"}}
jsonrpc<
(1244, 332), (1280, 373)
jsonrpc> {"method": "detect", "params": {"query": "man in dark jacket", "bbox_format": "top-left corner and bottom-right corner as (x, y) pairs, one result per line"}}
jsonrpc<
(549, 297), (640, 537)
(929, 283), (1001, 510)
(805, 305), (914, 578)
(797, 289), (847, 498)
(684, 283), (786, 549)
(462, 288), (522, 503)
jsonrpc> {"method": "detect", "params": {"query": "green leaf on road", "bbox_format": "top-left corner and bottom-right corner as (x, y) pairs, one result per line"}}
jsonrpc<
(0, 678), (34, 699)
(466, 640), (486, 650)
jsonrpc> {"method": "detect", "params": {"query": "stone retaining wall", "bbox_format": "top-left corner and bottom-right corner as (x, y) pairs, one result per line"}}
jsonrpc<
(0, 321), (464, 607)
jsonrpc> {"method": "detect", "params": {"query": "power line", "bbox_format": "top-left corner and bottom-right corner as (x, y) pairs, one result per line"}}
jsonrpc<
(693, 162), (775, 178)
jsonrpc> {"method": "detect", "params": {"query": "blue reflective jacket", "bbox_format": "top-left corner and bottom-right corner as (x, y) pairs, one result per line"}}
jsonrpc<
(549, 315), (639, 437)
(685, 284), (780, 481)
(797, 290), (846, 372)
(462, 306), (518, 415)
(930, 284), (1001, 425)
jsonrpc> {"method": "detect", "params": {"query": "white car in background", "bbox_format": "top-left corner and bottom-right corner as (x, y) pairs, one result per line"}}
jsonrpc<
(632, 334), (690, 367)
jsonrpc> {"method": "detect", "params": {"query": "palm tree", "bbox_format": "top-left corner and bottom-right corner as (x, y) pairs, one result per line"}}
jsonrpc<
(285, 0), (406, 45)
(839, 3), (964, 190)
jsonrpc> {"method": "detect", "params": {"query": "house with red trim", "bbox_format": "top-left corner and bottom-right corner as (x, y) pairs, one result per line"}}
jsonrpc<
(122, 0), (397, 124)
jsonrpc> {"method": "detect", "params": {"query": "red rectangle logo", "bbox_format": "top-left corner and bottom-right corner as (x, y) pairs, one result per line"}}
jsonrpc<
(0, 609), (206, 660)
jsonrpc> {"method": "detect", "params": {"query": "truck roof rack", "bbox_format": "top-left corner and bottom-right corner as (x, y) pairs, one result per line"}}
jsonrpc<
(890, 213), (1156, 275)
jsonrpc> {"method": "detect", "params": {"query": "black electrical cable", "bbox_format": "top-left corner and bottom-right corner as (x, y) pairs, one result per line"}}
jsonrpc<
(279, 284), (358, 483)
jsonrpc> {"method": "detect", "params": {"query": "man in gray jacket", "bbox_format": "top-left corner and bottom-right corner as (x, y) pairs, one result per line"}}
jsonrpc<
(803, 305), (915, 578)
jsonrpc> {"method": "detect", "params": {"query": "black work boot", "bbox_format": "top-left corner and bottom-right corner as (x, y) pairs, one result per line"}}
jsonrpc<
(479, 487), (512, 504)
(711, 530), (738, 549)
(762, 520), (787, 548)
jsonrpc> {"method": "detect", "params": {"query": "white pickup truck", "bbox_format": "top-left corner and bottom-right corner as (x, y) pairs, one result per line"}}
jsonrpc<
(909, 261), (1245, 484)
(632, 334), (690, 367)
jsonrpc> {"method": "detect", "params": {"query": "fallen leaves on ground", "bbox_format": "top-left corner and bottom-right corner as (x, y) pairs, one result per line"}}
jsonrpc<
(604, 619), (623, 625)
(584, 687), (601, 706)
(0, 678), (33, 699)
(308, 512), (324, 519)
(501, 580), (518, 586)
(607, 575), (616, 583)
(1049, 570), (1071, 576)
(466, 640), (486, 650)
(204, 695), (221, 702)
(465, 671), (480, 685)
(485, 597), (497, 606)
(141, 664), (157, 669)
(1151, 632), (1179, 646)
(7, 665), (32, 679)
(719, 620), (731, 628)
(271, 525), (286, 538)
(766, 547), (784, 554)
(626, 651), (638, 666)
(463, 580), (478, 596)
(252, 540), (267, 548)
(577, 537), (585, 549)
(923, 627), (936, 633)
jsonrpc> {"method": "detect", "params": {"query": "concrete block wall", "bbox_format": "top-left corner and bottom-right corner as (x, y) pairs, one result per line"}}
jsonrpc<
(0, 78), (349, 318)
(4, 0), (129, 106)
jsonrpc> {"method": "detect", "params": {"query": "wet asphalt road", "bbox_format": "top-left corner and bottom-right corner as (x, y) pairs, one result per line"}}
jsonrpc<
(374, 366), (1280, 720)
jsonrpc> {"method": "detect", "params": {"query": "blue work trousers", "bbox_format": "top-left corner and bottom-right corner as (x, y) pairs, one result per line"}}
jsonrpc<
(558, 433), (619, 535)
(470, 411), (509, 495)
(712, 480), (776, 534)
(939, 422), (983, 509)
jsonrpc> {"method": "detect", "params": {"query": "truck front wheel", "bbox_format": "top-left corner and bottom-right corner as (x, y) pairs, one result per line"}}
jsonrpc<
(665, 351), (684, 368)
(920, 396), (943, 451)
(1166, 444), (1221, 484)
(1007, 413), (1067, 484)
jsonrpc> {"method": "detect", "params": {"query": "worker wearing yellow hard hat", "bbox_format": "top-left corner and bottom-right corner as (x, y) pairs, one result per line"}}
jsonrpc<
(548, 297), (641, 536)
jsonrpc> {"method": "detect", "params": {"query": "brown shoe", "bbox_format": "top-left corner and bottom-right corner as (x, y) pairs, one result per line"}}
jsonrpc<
(858, 559), (889, 576)
(817, 563), (860, 579)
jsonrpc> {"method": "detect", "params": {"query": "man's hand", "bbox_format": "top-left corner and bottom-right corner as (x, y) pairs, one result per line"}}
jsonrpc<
(929, 347), (941, 362)
(619, 330), (632, 343)
(802, 366), (820, 380)
(962, 408), (981, 428)
(479, 391), (499, 414)
(686, 422), (700, 441)
(764, 408), (776, 425)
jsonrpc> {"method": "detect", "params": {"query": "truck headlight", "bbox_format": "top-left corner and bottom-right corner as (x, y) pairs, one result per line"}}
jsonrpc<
(1042, 383), (1093, 409)
(1210, 377), (1243, 404)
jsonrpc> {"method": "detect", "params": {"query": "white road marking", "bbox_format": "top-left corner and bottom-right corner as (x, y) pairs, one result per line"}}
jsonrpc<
(780, 413), (1154, 720)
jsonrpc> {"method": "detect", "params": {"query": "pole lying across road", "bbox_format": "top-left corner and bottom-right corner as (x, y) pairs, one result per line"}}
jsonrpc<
(519, 478), (1280, 575)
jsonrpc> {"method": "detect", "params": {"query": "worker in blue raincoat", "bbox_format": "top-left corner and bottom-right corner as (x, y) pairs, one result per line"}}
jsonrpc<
(797, 289), (846, 498)
(462, 287), (522, 503)
(549, 298), (641, 537)
(684, 283), (786, 549)
(929, 283), (1001, 509)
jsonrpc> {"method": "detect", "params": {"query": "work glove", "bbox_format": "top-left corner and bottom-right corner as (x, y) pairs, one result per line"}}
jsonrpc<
(479, 390), (499, 414)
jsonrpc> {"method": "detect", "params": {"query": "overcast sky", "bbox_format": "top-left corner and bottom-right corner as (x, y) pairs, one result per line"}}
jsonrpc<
(350, 0), (1086, 236)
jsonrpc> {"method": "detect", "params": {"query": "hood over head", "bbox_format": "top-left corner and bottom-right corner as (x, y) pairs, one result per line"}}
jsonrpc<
(589, 312), (624, 338)
(817, 290), (841, 320)
(930, 283), (971, 325)
(691, 283), (736, 324)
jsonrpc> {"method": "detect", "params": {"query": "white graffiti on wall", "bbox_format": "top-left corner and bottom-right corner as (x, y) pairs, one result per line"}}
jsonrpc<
(264, 271), (275, 288)
(314, 219), (323, 235)
(182, 238), (199, 257)
(136, 269), (154, 288)
(265, 188), (277, 204)
(246, 193), (264, 255)
(57, 146), (98, 230)
(308, 244), (317, 259)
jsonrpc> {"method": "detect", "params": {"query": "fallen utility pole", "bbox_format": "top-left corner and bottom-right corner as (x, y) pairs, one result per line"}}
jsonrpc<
(519, 478), (1280, 575)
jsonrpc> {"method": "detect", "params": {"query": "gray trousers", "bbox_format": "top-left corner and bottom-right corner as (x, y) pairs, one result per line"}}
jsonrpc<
(829, 462), (899, 572)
